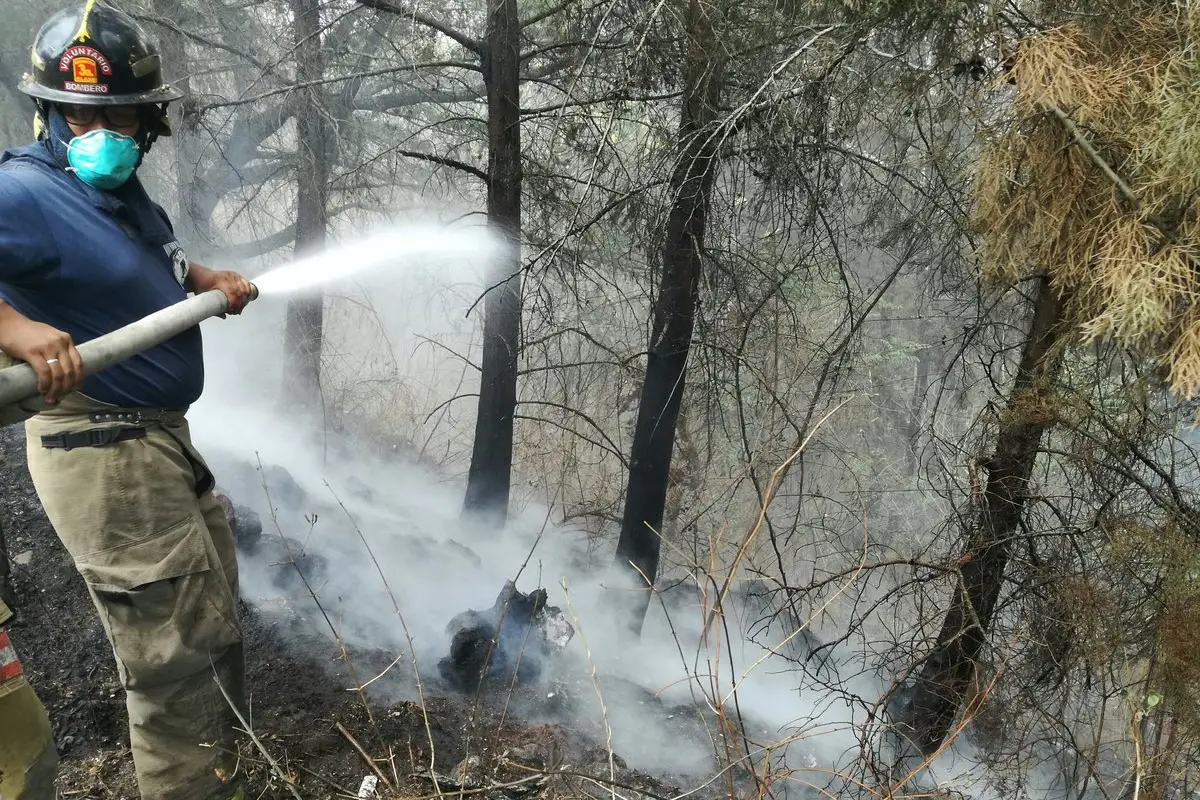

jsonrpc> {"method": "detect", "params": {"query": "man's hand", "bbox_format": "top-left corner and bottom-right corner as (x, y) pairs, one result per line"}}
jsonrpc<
(0, 303), (83, 405)
(186, 263), (254, 316)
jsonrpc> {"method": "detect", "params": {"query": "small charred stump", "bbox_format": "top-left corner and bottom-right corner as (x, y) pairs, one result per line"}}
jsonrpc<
(215, 491), (263, 553)
(438, 580), (573, 692)
(215, 490), (326, 592)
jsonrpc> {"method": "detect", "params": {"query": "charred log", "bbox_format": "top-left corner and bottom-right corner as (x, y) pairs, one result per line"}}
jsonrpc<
(438, 581), (573, 692)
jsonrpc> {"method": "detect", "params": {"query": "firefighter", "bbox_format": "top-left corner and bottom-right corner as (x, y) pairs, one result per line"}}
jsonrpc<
(0, 598), (57, 799)
(0, 2), (252, 798)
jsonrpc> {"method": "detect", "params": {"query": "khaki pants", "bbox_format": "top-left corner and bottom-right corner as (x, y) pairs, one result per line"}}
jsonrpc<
(25, 395), (245, 800)
(0, 617), (58, 799)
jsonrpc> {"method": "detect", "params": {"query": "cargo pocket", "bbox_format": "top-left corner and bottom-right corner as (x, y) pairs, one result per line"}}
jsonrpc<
(76, 514), (243, 691)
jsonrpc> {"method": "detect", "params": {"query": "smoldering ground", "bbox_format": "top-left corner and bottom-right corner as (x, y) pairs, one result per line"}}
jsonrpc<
(191, 370), (866, 787)
(179, 234), (872, 795)
(180, 226), (1091, 800)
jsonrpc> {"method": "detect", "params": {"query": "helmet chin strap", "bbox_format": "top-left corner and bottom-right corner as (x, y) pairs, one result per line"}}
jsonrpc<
(33, 100), (50, 140)
(139, 103), (170, 154)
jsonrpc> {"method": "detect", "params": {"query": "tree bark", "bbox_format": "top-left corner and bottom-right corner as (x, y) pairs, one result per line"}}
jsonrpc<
(613, 0), (724, 635)
(463, 0), (522, 520)
(897, 276), (1066, 756)
(282, 0), (328, 418)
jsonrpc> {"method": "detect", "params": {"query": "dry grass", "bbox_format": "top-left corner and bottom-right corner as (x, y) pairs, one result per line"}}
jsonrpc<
(973, 7), (1200, 396)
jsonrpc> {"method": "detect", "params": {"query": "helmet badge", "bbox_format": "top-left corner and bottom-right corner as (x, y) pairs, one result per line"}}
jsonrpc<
(59, 45), (112, 95)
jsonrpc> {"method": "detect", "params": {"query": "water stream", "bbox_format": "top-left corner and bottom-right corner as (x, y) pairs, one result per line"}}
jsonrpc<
(250, 222), (507, 297)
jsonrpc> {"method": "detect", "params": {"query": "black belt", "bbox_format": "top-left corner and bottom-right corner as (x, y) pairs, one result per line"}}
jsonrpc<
(87, 408), (184, 425)
(40, 426), (147, 451)
(38, 407), (211, 497)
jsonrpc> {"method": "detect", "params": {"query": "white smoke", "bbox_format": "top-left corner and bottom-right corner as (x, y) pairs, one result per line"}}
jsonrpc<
(184, 221), (1059, 798)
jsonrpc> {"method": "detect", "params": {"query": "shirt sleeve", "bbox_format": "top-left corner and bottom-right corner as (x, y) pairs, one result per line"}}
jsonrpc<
(0, 170), (54, 285)
(152, 201), (176, 235)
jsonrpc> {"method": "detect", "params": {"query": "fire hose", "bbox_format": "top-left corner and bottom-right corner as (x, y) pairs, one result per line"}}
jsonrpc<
(0, 285), (258, 425)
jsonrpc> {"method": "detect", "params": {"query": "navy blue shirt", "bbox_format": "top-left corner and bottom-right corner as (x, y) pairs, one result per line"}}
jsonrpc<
(0, 140), (203, 408)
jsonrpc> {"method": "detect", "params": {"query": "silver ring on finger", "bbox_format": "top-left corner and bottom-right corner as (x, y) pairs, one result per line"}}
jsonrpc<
(46, 358), (59, 365)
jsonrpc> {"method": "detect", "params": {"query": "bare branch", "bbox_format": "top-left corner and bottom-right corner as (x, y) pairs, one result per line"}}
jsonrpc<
(522, 90), (683, 116)
(132, 12), (278, 75)
(390, 148), (488, 183)
(521, 0), (584, 29)
(358, 84), (487, 112)
(199, 60), (481, 111)
(517, 400), (629, 465)
(1044, 103), (1139, 210)
(356, 56), (578, 112)
(222, 223), (299, 259)
(354, 0), (481, 54)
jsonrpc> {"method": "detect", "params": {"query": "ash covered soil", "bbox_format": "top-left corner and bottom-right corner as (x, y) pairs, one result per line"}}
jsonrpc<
(0, 425), (782, 800)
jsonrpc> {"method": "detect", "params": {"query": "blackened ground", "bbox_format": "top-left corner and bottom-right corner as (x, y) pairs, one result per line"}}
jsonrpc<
(0, 426), (736, 800)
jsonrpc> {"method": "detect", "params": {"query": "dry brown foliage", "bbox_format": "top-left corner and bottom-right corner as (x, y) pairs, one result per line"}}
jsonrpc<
(1101, 515), (1200, 730)
(973, 5), (1200, 395)
(1157, 588), (1200, 723)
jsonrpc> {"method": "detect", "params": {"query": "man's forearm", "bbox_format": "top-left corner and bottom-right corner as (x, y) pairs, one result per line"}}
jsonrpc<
(0, 301), (31, 351)
(183, 262), (212, 293)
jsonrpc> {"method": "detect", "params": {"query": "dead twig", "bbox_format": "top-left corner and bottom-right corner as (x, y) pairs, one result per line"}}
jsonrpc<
(212, 671), (304, 800)
(255, 455), (377, 733)
(326, 481), (443, 798)
(1044, 103), (1140, 210)
(337, 721), (396, 794)
(559, 579), (617, 800)
(348, 652), (406, 692)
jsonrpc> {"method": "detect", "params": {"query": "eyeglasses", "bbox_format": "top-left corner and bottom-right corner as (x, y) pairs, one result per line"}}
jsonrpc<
(59, 104), (142, 129)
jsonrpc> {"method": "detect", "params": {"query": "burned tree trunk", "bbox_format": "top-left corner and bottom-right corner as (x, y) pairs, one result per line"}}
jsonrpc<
(463, 0), (522, 520)
(896, 276), (1066, 755)
(614, 0), (724, 635)
(282, 0), (328, 417)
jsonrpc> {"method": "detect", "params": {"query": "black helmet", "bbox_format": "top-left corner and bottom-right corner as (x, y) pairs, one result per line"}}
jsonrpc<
(18, 1), (183, 106)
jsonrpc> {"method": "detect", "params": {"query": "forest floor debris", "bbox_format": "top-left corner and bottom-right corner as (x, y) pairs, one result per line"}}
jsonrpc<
(0, 426), (761, 800)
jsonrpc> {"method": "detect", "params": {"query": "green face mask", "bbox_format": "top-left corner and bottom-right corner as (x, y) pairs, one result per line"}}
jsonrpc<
(65, 129), (140, 190)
